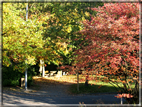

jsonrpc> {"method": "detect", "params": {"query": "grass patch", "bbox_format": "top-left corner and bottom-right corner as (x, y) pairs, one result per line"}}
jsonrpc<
(69, 83), (123, 95)
(69, 74), (135, 95)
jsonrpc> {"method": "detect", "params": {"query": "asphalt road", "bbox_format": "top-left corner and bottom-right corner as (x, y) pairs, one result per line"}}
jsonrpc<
(2, 77), (127, 106)
(2, 91), (125, 106)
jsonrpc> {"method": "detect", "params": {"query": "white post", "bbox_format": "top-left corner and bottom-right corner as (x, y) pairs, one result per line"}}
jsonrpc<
(121, 97), (123, 104)
(25, 64), (27, 90)
(25, 1), (28, 90)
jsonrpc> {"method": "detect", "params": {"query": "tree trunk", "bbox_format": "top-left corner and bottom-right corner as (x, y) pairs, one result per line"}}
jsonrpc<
(77, 72), (79, 92)
(42, 65), (45, 77)
(39, 65), (42, 73)
(85, 73), (89, 86)
(39, 58), (45, 77)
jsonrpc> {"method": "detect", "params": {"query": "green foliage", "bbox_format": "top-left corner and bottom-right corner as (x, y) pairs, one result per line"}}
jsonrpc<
(2, 65), (22, 86)
(3, 3), (74, 68)
(3, 2), (104, 68)
(43, 2), (103, 66)
(2, 2), (104, 87)
(2, 63), (37, 87)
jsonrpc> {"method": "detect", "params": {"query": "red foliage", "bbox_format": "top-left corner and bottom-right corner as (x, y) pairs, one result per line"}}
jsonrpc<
(60, 3), (139, 103)
(115, 93), (133, 98)
(74, 3), (139, 76)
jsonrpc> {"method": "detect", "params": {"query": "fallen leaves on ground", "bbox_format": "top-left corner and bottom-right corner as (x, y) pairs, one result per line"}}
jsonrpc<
(32, 75), (77, 86)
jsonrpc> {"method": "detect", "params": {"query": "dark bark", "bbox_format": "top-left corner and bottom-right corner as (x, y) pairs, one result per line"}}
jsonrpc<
(77, 72), (79, 91)
(85, 73), (89, 86)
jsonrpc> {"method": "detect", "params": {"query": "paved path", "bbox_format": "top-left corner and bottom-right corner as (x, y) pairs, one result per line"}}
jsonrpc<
(2, 83), (126, 106)
(3, 92), (123, 106)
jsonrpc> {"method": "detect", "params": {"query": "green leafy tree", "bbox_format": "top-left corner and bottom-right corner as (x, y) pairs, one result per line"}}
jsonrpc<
(2, 2), (103, 77)
(2, 3), (61, 73)
(43, 2), (103, 66)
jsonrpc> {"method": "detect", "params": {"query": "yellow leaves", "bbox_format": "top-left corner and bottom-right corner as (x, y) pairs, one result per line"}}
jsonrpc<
(37, 43), (43, 48)
(55, 60), (60, 65)
(85, 11), (90, 17)
(25, 55), (36, 65)
(66, 16), (69, 20)
(111, 79), (115, 82)
(75, 8), (78, 12)
(56, 42), (61, 46)
(66, 26), (72, 33)
(63, 49), (69, 55)
(66, 3), (70, 5)
(79, 25), (83, 30)
(43, 15), (50, 20)
(50, 13), (55, 18)
(82, 16), (85, 21)
(3, 60), (10, 67)
(73, 12), (77, 16)
(56, 42), (68, 53)
(121, 66), (126, 71)
(53, 51), (56, 54)
(3, 3), (13, 13)
(51, 40), (55, 43)
(62, 42), (67, 48)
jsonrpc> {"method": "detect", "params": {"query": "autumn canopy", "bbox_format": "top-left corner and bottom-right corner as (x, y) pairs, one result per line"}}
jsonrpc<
(60, 3), (139, 104)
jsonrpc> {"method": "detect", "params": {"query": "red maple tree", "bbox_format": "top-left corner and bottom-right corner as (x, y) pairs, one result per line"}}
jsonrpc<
(60, 3), (140, 104)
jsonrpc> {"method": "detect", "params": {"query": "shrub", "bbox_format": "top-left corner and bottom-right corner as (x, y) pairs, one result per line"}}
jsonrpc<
(2, 65), (22, 86)
(2, 64), (37, 87)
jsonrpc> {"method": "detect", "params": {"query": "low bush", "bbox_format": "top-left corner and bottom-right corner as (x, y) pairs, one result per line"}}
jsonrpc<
(2, 64), (37, 87)
(2, 65), (22, 86)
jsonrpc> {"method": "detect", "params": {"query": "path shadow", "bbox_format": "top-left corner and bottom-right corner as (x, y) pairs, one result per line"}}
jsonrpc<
(3, 75), (121, 95)
(3, 75), (128, 105)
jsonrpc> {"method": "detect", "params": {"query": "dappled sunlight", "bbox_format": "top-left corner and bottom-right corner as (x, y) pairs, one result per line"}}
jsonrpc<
(32, 75), (124, 95)
(32, 75), (77, 85)
(32, 75), (124, 88)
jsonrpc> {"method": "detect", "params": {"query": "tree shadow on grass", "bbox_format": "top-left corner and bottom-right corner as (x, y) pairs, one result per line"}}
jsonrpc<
(69, 83), (122, 95)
